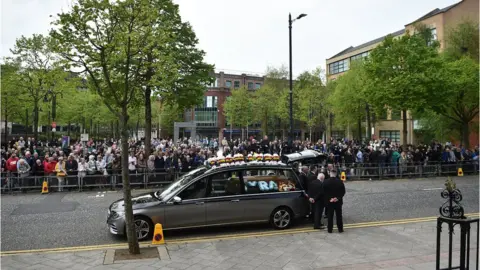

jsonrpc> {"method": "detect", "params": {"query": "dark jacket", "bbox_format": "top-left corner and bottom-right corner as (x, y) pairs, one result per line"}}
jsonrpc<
(323, 176), (346, 204)
(66, 159), (78, 175)
(298, 172), (309, 192)
(307, 180), (324, 202)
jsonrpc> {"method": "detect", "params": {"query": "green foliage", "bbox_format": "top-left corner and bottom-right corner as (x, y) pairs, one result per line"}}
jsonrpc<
(444, 20), (479, 62)
(295, 67), (326, 131)
(223, 86), (253, 129)
(327, 62), (369, 126)
(159, 103), (183, 136)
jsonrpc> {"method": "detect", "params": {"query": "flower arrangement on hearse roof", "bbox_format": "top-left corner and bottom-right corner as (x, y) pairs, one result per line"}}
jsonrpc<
(205, 150), (282, 169)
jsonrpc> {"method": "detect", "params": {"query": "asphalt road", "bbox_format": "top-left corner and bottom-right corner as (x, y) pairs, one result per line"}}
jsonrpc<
(1, 176), (478, 252)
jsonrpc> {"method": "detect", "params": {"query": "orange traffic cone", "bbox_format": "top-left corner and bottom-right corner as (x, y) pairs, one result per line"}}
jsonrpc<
(457, 168), (464, 177)
(41, 180), (49, 194)
(152, 223), (165, 245)
(341, 171), (346, 181)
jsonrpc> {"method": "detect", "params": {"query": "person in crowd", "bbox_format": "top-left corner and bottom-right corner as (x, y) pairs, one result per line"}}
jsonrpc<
(308, 172), (325, 229)
(128, 151), (137, 175)
(66, 154), (78, 188)
(323, 168), (345, 233)
(17, 159), (31, 191)
(55, 157), (67, 192)
(77, 157), (87, 192)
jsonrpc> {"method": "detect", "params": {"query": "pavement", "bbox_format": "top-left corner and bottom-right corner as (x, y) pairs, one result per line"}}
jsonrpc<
(1, 218), (479, 270)
(1, 176), (478, 252)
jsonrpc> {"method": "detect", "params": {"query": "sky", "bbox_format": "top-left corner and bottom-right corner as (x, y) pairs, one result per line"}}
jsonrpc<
(1, 0), (460, 77)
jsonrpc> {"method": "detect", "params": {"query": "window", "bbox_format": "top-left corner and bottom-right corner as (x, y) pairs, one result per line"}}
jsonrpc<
(225, 80), (232, 88)
(234, 81), (240, 89)
(243, 169), (298, 194)
(350, 51), (369, 62)
(378, 109), (388, 120)
(203, 96), (217, 108)
(206, 96), (213, 108)
(209, 79), (219, 87)
(209, 171), (241, 197)
(390, 110), (401, 120)
(430, 28), (437, 40)
(177, 178), (208, 200)
(380, 130), (400, 143)
(329, 59), (349, 75)
(247, 82), (254, 90)
(255, 83), (261, 89)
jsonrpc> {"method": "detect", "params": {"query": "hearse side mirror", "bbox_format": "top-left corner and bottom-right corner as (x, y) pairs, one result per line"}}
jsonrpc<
(173, 196), (182, 204)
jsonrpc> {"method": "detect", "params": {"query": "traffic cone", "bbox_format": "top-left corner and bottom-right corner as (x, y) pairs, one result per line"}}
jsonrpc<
(152, 223), (165, 245)
(341, 171), (346, 181)
(457, 168), (464, 177)
(41, 180), (49, 194)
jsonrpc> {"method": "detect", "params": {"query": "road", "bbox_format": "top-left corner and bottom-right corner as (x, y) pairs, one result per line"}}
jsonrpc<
(1, 176), (478, 252)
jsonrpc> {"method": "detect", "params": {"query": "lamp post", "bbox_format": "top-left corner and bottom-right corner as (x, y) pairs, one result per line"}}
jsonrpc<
(288, 13), (307, 148)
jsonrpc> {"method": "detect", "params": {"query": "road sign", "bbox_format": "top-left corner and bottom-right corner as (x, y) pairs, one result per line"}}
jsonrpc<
(80, 133), (89, 142)
(51, 122), (57, 128)
(52, 128), (56, 132)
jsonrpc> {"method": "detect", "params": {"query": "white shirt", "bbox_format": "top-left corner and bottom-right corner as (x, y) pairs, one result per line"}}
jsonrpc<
(128, 156), (137, 171)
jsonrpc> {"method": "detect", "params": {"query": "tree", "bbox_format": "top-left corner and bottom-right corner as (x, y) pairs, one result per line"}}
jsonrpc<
(158, 103), (183, 137)
(251, 85), (277, 137)
(296, 68), (326, 140)
(6, 34), (77, 141)
(364, 32), (444, 146)
(222, 86), (253, 140)
(444, 20), (479, 62)
(263, 65), (289, 139)
(138, 1), (213, 156)
(430, 57), (479, 148)
(51, 0), (168, 254)
(1, 63), (27, 142)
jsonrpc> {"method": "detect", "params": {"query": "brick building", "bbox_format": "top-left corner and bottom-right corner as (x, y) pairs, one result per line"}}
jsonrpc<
(182, 71), (265, 140)
(325, 0), (478, 145)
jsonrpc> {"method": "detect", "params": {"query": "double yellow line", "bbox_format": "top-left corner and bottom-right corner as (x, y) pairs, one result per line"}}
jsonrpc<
(1, 213), (478, 256)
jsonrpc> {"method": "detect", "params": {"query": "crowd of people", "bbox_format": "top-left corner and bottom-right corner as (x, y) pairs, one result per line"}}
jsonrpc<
(1, 135), (478, 192)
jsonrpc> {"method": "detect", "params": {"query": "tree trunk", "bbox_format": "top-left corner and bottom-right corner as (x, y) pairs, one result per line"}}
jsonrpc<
(309, 127), (312, 142)
(462, 121), (469, 149)
(4, 98), (8, 145)
(135, 119), (140, 141)
(366, 104), (372, 140)
(402, 109), (408, 146)
(68, 121), (71, 137)
(230, 123), (233, 141)
(144, 86), (152, 155)
(120, 108), (140, 254)
(33, 100), (39, 141)
(357, 116), (362, 142)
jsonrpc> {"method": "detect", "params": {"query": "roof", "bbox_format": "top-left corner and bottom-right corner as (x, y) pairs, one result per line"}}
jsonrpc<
(282, 150), (326, 163)
(327, 29), (405, 60)
(405, 0), (463, 26)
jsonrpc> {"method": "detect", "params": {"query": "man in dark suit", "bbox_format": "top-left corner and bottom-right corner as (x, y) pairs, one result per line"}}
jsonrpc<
(308, 172), (325, 229)
(306, 165), (318, 219)
(298, 166), (310, 217)
(323, 168), (346, 233)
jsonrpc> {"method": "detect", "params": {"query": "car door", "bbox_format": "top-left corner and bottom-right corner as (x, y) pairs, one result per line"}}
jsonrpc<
(164, 177), (208, 229)
(205, 170), (246, 225)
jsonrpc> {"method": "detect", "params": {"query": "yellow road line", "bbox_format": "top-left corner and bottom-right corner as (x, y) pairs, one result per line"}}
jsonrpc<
(1, 213), (478, 256)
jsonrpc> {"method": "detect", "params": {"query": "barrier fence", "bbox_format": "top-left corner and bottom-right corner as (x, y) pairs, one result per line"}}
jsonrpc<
(1, 161), (478, 193)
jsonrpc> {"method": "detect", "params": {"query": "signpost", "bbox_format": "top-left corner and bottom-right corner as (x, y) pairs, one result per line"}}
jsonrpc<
(80, 133), (89, 142)
(51, 122), (57, 133)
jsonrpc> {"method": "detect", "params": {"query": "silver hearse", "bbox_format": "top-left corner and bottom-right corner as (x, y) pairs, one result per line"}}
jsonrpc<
(107, 162), (308, 240)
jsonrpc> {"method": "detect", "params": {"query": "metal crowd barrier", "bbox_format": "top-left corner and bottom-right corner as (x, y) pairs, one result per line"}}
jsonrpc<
(0, 161), (478, 193)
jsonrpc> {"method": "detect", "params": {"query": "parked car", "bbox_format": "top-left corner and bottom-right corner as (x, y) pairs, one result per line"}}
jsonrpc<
(107, 162), (309, 240)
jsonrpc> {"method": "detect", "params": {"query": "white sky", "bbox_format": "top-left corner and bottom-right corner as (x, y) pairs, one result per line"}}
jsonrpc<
(1, 0), (459, 77)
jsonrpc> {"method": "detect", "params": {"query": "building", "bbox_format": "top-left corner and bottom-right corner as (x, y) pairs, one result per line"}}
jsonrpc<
(182, 71), (265, 140)
(325, 0), (478, 145)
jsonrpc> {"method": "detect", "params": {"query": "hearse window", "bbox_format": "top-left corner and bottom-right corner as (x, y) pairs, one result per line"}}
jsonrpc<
(177, 178), (208, 200)
(242, 169), (298, 194)
(209, 171), (241, 197)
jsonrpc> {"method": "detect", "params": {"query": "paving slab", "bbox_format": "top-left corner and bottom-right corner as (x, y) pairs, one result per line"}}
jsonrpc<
(1, 220), (478, 270)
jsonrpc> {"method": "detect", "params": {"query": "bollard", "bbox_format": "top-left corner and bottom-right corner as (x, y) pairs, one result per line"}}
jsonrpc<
(340, 171), (346, 181)
(152, 223), (165, 245)
(457, 168), (463, 177)
(41, 180), (49, 194)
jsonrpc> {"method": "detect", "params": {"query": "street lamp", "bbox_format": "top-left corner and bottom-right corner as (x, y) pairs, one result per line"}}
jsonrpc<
(288, 13), (307, 149)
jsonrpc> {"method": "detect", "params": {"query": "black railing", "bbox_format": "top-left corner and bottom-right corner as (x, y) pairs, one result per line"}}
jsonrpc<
(436, 179), (479, 270)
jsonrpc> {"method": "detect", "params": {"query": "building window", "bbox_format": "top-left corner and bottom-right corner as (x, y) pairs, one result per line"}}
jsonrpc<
(225, 80), (232, 88)
(202, 96), (217, 108)
(209, 78), (218, 87)
(430, 28), (437, 40)
(380, 130), (400, 143)
(234, 81), (240, 89)
(331, 130), (345, 140)
(350, 51), (369, 62)
(255, 83), (261, 89)
(248, 82), (254, 90)
(194, 108), (218, 127)
(390, 110), (401, 120)
(329, 59), (349, 75)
